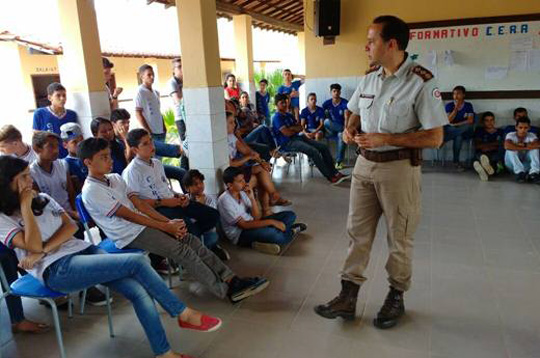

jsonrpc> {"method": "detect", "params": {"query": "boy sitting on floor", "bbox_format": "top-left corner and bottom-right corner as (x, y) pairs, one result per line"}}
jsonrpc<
(218, 166), (306, 255)
(272, 93), (349, 185)
(80, 137), (268, 303)
(0, 125), (38, 163)
(472, 112), (504, 181)
(504, 116), (540, 184)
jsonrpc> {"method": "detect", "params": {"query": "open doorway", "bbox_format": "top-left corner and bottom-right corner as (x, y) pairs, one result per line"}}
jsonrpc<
(31, 74), (61, 108)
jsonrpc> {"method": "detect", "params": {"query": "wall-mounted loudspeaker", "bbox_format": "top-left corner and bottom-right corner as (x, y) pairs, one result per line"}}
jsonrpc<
(314, 0), (341, 37)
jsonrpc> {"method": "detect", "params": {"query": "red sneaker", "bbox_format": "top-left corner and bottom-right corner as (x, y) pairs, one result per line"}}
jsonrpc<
(178, 314), (222, 332)
(330, 173), (351, 186)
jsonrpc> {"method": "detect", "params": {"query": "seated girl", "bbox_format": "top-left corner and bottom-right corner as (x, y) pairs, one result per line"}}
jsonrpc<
(0, 155), (221, 358)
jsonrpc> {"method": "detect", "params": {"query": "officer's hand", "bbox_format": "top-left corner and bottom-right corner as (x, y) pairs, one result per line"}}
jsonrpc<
(343, 127), (358, 144)
(355, 133), (389, 148)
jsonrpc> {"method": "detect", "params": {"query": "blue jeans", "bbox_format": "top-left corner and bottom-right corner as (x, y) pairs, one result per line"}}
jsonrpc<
(152, 133), (181, 158)
(324, 119), (346, 163)
(282, 136), (338, 180)
(245, 125), (276, 151)
(238, 211), (297, 247)
(45, 246), (186, 356)
(0, 247), (25, 324)
(157, 202), (219, 238)
(505, 149), (540, 174)
(443, 124), (473, 163)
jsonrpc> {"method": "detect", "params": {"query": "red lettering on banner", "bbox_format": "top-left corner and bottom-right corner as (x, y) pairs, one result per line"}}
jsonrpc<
(425, 31), (431, 39)
(433, 30), (440, 38)
(450, 29), (456, 37)
(441, 29), (448, 38)
(418, 31), (424, 39)
(463, 28), (469, 37)
(410, 31), (416, 39)
(472, 27), (479, 36)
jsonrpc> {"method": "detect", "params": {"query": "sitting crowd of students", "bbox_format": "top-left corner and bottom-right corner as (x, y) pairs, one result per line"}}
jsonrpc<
(442, 85), (540, 183)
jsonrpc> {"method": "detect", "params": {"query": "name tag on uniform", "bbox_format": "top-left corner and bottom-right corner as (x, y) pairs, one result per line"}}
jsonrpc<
(359, 93), (375, 99)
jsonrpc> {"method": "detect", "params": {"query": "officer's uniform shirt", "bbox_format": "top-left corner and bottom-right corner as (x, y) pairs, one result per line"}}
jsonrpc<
(348, 54), (448, 152)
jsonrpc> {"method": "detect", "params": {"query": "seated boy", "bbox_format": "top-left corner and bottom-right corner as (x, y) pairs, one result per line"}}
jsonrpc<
(91, 117), (128, 174)
(122, 128), (227, 260)
(30, 131), (107, 305)
(0, 125), (38, 163)
(300, 93), (325, 142)
(79, 137), (267, 302)
(503, 107), (540, 137)
(272, 93), (349, 185)
(472, 112), (504, 181)
(504, 117), (540, 183)
(183, 169), (230, 260)
(60, 123), (87, 191)
(218, 166), (306, 255)
(32, 82), (78, 158)
(322, 84), (350, 169)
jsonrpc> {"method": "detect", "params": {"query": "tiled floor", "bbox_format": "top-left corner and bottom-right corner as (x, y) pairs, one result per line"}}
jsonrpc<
(3, 161), (540, 358)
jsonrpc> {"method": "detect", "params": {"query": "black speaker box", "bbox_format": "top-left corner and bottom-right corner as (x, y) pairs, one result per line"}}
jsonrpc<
(314, 0), (341, 37)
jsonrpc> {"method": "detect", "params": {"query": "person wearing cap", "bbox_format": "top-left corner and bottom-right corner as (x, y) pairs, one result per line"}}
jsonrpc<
(60, 122), (87, 191)
(103, 57), (123, 111)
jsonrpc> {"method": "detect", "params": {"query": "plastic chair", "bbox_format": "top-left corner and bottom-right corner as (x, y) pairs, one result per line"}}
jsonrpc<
(0, 251), (114, 358)
(75, 195), (176, 290)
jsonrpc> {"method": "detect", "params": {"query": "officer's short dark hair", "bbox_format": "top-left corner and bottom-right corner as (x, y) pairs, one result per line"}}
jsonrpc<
(47, 82), (66, 96)
(330, 83), (342, 91)
(78, 138), (109, 162)
(373, 15), (410, 51)
(126, 128), (150, 148)
(275, 93), (289, 104)
(223, 166), (243, 185)
(453, 85), (466, 94)
(514, 107), (528, 117)
(110, 108), (131, 123)
(516, 116), (531, 126)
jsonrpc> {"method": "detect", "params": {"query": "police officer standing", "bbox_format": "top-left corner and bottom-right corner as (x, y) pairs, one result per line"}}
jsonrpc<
(314, 15), (448, 329)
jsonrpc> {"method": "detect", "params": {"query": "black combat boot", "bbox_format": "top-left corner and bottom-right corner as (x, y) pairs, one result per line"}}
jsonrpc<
(314, 280), (360, 321)
(373, 286), (405, 329)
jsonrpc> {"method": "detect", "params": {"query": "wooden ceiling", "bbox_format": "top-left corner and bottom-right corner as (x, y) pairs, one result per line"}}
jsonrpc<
(149, 0), (304, 34)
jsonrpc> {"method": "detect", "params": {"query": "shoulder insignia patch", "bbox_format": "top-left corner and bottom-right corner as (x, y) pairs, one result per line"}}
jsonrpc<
(411, 65), (433, 82)
(365, 65), (381, 75)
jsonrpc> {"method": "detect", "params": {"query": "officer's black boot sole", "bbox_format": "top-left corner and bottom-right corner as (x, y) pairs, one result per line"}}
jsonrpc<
(373, 310), (404, 329)
(314, 305), (356, 321)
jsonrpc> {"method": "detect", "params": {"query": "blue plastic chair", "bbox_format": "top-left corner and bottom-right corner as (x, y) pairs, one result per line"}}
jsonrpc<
(75, 195), (176, 289)
(0, 248), (114, 358)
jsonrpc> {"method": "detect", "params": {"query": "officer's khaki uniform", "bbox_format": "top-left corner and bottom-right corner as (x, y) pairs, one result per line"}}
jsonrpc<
(341, 54), (448, 292)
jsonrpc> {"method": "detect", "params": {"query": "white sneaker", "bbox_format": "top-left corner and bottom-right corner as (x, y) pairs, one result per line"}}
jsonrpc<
(473, 161), (488, 181)
(480, 154), (494, 175)
(252, 242), (281, 255)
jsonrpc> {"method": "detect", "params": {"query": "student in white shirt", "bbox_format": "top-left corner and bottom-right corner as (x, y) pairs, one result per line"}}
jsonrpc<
(79, 137), (269, 303)
(0, 125), (38, 164)
(504, 117), (540, 183)
(135, 64), (166, 142)
(0, 155), (222, 358)
(218, 166), (306, 255)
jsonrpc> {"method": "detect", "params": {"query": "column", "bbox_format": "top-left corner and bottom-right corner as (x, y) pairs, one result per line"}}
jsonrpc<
(233, 14), (256, 101)
(175, 0), (228, 195)
(297, 31), (307, 109)
(56, 0), (110, 138)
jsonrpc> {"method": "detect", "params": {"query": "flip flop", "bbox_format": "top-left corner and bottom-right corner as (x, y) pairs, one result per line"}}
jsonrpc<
(270, 197), (292, 207)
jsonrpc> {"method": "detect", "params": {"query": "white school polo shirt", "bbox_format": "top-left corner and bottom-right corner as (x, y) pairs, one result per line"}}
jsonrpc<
(0, 194), (90, 283)
(30, 160), (71, 212)
(81, 174), (145, 249)
(135, 85), (164, 135)
(505, 132), (538, 144)
(1, 144), (38, 164)
(217, 190), (254, 245)
(123, 157), (175, 200)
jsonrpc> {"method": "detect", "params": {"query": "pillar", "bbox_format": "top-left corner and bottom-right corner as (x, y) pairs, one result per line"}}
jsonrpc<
(56, 0), (110, 138)
(233, 14), (256, 101)
(297, 31), (307, 109)
(175, 0), (228, 195)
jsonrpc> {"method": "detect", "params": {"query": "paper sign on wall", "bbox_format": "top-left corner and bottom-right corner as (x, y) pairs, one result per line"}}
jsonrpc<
(485, 66), (508, 80)
(444, 50), (455, 66)
(510, 37), (533, 51)
(527, 49), (540, 71)
(510, 51), (528, 71)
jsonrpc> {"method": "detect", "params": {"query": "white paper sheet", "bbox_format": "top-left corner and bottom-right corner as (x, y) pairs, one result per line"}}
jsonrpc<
(527, 49), (540, 71)
(424, 50), (438, 77)
(484, 66), (508, 80)
(510, 37), (533, 51)
(510, 51), (528, 72)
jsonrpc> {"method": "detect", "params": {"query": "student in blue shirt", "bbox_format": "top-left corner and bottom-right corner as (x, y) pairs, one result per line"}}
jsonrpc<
(322, 84), (350, 169)
(503, 107), (540, 137)
(272, 94), (349, 185)
(32, 82), (78, 159)
(255, 79), (271, 127)
(90, 117), (128, 175)
(300, 93), (325, 141)
(277, 69), (305, 121)
(60, 123), (87, 191)
(472, 112), (504, 181)
(442, 85), (475, 170)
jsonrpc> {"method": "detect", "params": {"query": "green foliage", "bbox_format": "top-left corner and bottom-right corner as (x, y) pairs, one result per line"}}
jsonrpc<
(162, 109), (180, 167)
(254, 68), (284, 116)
